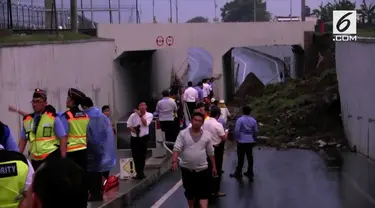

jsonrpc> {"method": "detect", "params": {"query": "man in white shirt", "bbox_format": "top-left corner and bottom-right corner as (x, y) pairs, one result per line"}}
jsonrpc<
(172, 112), (217, 208)
(127, 102), (153, 179)
(183, 81), (198, 117)
(202, 106), (227, 197)
(202, 79), (212, 99)
(155, 90), (178, 147)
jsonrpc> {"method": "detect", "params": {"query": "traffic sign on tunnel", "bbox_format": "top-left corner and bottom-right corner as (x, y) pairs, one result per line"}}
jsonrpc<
(156, 36), (164, 46)
(166, 36), (174, 46)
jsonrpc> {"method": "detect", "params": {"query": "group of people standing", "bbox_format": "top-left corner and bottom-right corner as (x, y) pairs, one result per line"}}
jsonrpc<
(171, 80), (259, 208)
(0, 87), (116, 208)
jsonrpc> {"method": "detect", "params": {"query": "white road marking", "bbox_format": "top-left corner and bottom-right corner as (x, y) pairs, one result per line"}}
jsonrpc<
(150, 179), (183, 208)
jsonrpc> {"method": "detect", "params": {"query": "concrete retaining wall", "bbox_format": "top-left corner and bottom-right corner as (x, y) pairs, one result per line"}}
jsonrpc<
(336, 39), (375, 159)
(0, 40), (118, 141)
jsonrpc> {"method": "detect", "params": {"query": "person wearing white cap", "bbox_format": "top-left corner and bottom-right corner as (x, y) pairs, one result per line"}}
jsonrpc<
(218, 100), (231, 123)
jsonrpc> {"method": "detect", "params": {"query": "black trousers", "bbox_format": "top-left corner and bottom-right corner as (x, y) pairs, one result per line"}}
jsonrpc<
(88, 172), (103, 198)
(236, 143), (255, 174)
(88, 171), (111, 198)
(131, 135), (149, 176)
(67, 149), (88, 171)
(186, 102), (196, 117)
(160, 120), (177, 150)
(31, 149), (60, 171)
(207, 142), (225, 193)
(181, 167), (211, 200)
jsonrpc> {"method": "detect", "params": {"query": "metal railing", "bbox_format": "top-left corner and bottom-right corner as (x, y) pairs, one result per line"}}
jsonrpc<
(0, 1), (136, 30)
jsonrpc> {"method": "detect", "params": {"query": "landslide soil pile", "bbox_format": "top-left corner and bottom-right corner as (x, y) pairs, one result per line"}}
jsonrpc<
(228, 69), (346, 150)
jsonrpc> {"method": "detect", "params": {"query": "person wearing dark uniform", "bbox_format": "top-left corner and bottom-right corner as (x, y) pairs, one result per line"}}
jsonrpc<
(0, 144), (34, 208)
(18, 89), (68, 170)
(60, 88), (89, 170)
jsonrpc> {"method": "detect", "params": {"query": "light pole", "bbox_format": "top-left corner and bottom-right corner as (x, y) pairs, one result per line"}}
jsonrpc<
(253, 0), (256, 22)
(169, 0), (173, 22)
(289, 0), (292, 21)
(109, 0), (113, 23)
(175, 0), (178, 23)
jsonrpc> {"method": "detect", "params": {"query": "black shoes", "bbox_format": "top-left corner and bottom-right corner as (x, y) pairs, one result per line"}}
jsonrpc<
(230, 171), (254, 180)
(132, 174), (146, 180)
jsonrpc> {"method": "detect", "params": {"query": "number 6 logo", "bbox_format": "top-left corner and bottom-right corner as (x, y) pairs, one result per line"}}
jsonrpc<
(333, 10), (357, 35)
(336, 12), (352, 32)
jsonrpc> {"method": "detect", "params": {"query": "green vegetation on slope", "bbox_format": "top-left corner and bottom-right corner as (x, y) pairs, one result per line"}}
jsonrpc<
(0, 32), (92, 44)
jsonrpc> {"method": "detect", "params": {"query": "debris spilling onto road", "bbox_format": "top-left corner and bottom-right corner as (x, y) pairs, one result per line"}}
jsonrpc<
(228, 69), (347, 150)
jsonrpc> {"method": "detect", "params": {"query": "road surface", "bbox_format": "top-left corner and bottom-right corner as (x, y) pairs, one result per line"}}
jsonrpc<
(127, 147), (375, 208)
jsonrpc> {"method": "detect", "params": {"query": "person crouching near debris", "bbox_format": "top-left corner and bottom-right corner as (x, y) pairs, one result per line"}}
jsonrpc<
(172, 112), (217, 208)
(127, 102), (153, 179)
(81, 97), (116, 201)
(230, 106), (258, 180)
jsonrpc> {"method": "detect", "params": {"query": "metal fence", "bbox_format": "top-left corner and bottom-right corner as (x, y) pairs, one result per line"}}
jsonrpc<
(0, 0), (136, 30)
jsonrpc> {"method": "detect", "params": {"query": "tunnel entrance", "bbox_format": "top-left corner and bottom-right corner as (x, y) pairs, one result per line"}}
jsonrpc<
(222, 48), (235, 102)
(182, 48), (213, 86)
(117, 50), (156, 112)
(115, 49), (157, 151)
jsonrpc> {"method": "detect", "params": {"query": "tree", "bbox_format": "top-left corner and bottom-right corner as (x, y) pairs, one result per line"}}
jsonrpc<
(358, 0), (375, 23)
(220, 0), (270, 22)
(186, 16), (209, 23)
(312, 0), (355, 22)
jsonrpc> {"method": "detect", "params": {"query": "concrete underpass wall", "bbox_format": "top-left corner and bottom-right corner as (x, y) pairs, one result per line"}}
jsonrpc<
(0, 40), (118, 141)
(336, 40), (375, 159)
(98, 22), (315, 100)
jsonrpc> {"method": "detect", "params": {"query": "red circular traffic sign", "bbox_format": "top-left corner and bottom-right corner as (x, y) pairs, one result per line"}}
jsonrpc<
(166, 36), (174, 46)
(156, 36), (164, 46)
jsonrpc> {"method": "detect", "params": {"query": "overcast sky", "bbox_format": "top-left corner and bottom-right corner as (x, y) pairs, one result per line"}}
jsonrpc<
(23, 0), (375, 24)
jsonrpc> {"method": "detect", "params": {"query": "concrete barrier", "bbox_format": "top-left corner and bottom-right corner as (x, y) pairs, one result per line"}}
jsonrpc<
(336, 38), (375, 160)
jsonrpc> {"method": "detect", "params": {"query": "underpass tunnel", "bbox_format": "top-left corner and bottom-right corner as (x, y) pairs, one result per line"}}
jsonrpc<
(116, 50), (156, 114)
(181, 47), (213, 85)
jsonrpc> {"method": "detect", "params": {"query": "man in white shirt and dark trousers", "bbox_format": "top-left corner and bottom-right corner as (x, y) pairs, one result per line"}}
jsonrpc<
(203, 106), (227, 197)
(183, 81), (198, 117)
(155, 90), (178, 148)
(202, 79), (212, 99)
(127, 102), (154, 179)
(172, 112), (217, 208)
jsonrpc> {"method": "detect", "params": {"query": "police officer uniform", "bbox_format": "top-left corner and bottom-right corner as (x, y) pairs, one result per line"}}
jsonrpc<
(63, 88), (90, 170)
(22, 89), (62, 170)
(0, 144), (34, 208)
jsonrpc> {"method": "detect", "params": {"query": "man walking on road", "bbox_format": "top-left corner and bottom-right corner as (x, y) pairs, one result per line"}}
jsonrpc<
(155, 90), (178, 148)
(203, 106), (227, 197)
(230, 106), (258, 180)
(172, 112), (217, 208)
(183, 81), (198, 117)
(194, 82), (204, 102)
(127, 102), (153, 179)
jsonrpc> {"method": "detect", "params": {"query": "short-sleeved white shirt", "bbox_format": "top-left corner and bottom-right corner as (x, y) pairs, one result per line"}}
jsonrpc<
(202, 118), (225, 145)
(126, 112), (154, 137)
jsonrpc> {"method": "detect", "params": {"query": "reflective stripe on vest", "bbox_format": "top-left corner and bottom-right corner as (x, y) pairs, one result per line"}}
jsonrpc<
(66, 111), (89, 152)
(23, 113), (58, 161)
(0, 160), (29, 208)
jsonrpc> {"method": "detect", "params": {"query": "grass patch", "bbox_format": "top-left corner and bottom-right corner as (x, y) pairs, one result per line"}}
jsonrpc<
(357, 28), (375, 37)
(0, 31), (93, 44)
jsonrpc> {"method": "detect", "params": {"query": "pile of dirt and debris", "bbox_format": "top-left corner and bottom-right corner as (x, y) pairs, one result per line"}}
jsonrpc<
(228, 69), (347, 150)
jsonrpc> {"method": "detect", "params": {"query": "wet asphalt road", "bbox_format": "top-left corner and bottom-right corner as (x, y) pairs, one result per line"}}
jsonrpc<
(127, 147), (375, 208)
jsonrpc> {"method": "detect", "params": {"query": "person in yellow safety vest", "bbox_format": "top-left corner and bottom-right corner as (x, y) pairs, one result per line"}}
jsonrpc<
(60, 88), (89, 170)
(18, 89), (68, 171)
(0, 144), (34, 208)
